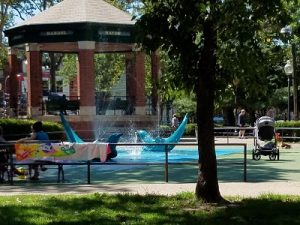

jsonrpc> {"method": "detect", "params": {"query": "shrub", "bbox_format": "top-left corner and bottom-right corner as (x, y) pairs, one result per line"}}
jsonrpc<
(158, 124), (197, 137)
(275, 120), (300, 127)
(185, 123), (197, 136)
(0, 119), (64, 141)
(275, 120), (300, 140)
(158, 125), (172, 137)
(179, 120), (300, 139)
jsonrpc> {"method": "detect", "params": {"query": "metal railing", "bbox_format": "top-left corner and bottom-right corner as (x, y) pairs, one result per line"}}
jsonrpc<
(214, 126), (300, 142)
(96, 95), (135, 115)
(0, 141), (247, 185)
(41, 95), (80, 115)
(3, 126), (300, 184)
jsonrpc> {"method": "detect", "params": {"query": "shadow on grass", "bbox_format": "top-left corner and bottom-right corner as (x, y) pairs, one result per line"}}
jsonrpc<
(1, 193), (300, 225)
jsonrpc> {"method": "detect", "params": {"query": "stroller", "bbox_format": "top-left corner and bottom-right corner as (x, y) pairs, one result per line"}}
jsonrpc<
(252, 116), (279, 161)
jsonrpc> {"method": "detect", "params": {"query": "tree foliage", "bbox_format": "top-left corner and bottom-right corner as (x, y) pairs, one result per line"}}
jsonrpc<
(136, 0), (288, 202)
(56, 54), (77, 84)
(213, 1), (292, 122)
(172, 93), (196, 121)
(57, 53), (125, 93)
(94, 54), (125, 92)
(0, 0), (61, 69)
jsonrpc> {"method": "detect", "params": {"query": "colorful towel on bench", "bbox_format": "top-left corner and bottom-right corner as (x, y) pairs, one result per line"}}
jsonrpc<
(15, 142), (111, 162)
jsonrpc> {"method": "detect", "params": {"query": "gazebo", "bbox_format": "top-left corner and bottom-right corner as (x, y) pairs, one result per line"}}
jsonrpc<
(4, 0), (159, 136)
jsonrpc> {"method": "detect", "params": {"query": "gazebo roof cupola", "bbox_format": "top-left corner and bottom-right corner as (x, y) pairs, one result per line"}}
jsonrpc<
(4, 0), (136, 47)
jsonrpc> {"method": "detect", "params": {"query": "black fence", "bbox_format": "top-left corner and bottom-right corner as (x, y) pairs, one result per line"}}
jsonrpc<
(95, 95), (135, 115)
(41, 95), (136, 115)
(0, 141), (247, 185)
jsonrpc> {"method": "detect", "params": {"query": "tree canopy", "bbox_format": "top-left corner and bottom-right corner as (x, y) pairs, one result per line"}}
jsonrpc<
(1, 0), (300, 202)
(136, 0), (290, 202)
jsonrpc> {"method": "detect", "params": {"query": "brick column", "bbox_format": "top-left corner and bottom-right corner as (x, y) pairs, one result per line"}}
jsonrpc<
(26, 43), (43, 117)
(7, 47), (20, 116)
(77, 41), (96, 115)
(151, 51), (160, 115)
(125, 52), (145, 115)
(69, 76), (79, 100)
(126, 53), (135, 111)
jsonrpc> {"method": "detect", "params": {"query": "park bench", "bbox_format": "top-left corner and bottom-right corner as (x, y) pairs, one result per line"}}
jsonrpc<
(45, 98), (80, 114)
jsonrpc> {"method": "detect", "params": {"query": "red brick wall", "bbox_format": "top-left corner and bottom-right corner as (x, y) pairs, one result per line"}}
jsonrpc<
(7, 52), (20, 111)
(26, 51), (42, 107)
(69, 76), (78, 100)
(69, 121), (94, 141)
(126, 53), (135, 101)
(125, 52), (145, 108)
(135, 52), (145, 107)
(78, 49), (95, 106)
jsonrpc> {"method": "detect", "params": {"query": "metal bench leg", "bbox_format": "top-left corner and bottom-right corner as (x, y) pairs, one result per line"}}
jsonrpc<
(62, 165), (64, 181)
(0, 168), (4, 183)
(57, 164), (65, 183)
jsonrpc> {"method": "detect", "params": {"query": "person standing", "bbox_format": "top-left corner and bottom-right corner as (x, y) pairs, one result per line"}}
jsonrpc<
(171, 114), (179, 128)
(237, 109), (246, 139)
(266, 107), (275, 119)
(17, 121), (49, 180)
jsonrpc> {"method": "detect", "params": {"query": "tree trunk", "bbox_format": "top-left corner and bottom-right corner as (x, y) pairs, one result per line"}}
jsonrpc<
(195, 74), (223, 202)
(195, 2), (223, 202)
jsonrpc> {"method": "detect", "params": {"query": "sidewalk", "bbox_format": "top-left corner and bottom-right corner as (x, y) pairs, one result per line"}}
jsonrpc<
(1, 182), (300, 197)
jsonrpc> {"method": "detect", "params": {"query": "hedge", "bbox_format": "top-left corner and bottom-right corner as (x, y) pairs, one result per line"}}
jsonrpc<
(156, 123), (196, 137)
(275, 120), (300, 140)
(179, 121), (300, 137)
(185, 123), (197, 136)
(275, 120), (300, 128)
(0, 118), (64, 141)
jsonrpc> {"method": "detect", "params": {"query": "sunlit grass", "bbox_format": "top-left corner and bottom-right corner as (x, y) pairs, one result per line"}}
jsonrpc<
(1, 193), (300, 224)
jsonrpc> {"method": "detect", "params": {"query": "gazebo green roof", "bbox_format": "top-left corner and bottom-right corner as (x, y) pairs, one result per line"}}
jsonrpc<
(5, 0), (136, 46)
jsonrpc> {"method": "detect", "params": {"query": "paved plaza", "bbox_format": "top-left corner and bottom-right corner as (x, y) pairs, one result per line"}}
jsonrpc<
(1, 137), (300, 197)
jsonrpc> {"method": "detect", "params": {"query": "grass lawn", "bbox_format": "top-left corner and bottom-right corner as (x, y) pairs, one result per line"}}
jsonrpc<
(1, 193), (300, 225)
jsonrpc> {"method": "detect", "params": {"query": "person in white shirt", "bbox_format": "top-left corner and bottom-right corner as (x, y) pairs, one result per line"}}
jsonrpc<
(171, 114), (179, 128)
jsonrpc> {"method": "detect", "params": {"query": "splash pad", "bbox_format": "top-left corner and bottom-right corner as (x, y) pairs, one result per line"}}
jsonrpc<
(135, 114), (189, 152)
(115, 145), (243, 163)
(59, 113), (243, 163)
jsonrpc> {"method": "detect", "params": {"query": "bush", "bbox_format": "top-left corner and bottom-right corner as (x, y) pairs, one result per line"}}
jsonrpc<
(179, 120), (300, 139)
(158, 125), (172, 137)
(0, 119), (64, 141)
(158, 123), (197, 137)
(275, 120), (300, 127)
(158, 124), (197, 137)
(185, 123), (197, 136)
(275, 120), (300, 140)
